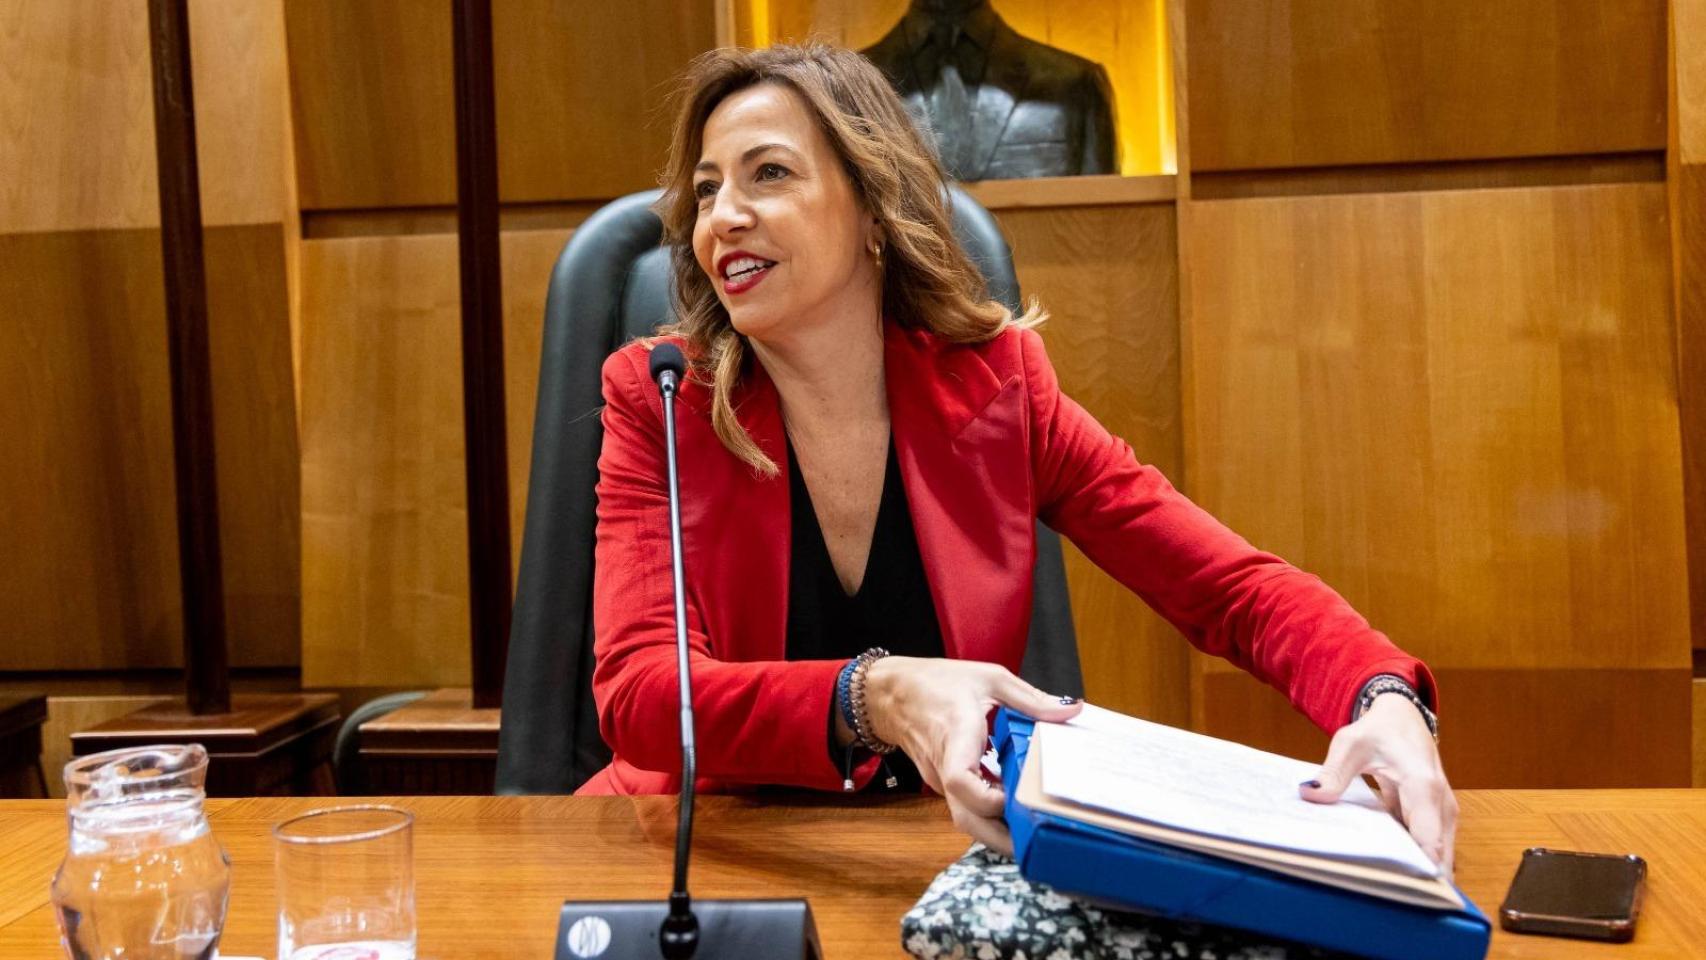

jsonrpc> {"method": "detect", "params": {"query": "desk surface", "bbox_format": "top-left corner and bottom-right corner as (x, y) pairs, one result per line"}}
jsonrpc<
(3, 791), (1704, 959)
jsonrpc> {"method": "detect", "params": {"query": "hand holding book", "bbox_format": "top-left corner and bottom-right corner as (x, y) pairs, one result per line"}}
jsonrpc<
(1300, 692), (1458, 879)
(1032, 704), (1463, 909)
(1000, 707), (1491, 959)
(858, 656), (1082, 854)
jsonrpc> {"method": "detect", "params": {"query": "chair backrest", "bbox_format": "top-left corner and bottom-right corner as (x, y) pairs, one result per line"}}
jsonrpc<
(332, 690), (428, 795)
(495, 187), (1081, 795)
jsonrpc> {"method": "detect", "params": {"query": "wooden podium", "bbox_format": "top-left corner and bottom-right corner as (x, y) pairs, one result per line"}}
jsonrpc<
(71, 693), (339, 797)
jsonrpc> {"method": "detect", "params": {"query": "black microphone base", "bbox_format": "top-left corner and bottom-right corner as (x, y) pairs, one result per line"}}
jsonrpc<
(554, 898), (823, 960)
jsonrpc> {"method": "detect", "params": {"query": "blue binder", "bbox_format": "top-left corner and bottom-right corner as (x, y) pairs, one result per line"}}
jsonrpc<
(996, 709), (1490, 960)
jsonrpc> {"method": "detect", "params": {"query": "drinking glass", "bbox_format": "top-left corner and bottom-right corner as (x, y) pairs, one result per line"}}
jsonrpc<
(273, 805), (415, 960)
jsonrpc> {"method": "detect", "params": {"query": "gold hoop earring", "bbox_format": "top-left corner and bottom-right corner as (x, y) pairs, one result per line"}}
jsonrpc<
(870, 239), (884, 268)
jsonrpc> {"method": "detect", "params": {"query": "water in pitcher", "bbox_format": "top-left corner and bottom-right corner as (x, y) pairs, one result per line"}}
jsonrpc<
(51, 745), (231, 960)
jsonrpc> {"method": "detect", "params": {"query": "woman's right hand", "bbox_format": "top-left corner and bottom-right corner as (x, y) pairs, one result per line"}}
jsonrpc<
(858, 656), (1083, 854)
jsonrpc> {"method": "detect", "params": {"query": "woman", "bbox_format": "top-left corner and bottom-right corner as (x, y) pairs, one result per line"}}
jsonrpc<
(582, 44), (1455, 875)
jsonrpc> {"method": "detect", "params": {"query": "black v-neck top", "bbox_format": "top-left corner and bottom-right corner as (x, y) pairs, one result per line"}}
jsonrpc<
(784, 435), (944, 792)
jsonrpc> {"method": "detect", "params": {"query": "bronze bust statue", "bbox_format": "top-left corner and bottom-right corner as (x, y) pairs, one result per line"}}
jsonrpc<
(861, 0), (1118, 180)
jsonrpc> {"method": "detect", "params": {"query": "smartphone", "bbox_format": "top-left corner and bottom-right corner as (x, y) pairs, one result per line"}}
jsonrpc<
(1499, 848), (1646, 942)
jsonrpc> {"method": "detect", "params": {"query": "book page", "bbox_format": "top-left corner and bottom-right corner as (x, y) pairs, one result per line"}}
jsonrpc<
(1037, 705), (1440, 878)
(1016, 739), (1464, 910)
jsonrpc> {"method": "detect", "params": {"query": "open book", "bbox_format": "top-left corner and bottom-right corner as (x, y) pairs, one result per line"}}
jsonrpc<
(1018, 704), (1463, 912)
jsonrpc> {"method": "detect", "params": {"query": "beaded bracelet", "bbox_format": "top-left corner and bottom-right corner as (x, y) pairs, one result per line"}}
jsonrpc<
(834, 658), (860, 737)
(1354, 673), (1438, 741)
(847, 647), (898, 755)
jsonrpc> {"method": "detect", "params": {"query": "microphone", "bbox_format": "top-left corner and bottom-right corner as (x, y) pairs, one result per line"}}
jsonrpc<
(650, 342), (699, 958)
(649, 341), (686, 396)
(555, 341), (822, 960)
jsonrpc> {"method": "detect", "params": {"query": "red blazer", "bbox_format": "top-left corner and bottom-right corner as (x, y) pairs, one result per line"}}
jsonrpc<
(578, 320), (1436, 795)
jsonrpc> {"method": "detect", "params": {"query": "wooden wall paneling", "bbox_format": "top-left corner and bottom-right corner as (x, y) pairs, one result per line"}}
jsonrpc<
(1697, 678), (1706, 787)
(1187, 185), (1684, 672)
(1201, 668), (1691, 789)
(1, 0), (298, 673)
(298, 230), (563, 689)
(1681, 0), (1706, 167)
(491, 0), (718, 203)
(1167, 0), (1212, 722)
(1192, 154), (1667, 202)
(284, 0), (456, 210)
(0, 0), (290, 233)
(0, 226), (302, 671)
(1186, 0), (1667, 172)
(299, 232), (471, 688)
(499, 235), (558, 575)
(184, 0), (290, 228)
(1187, 192), (1432, 713)
(751, 0), (1176, 175)
(1673, 0), (1706, 654)
(1183, 184), (1688, 785)
(2, 230), (183, 670)
(1166, 0), (1190, 195)
(301, 201), (604, 241)
(995, 203), (1188, 726)
(285, 0), (718, 212)
(961, 174), (1175, 210)
(0, 2), (156, 232)
(202, 227), (302, 668)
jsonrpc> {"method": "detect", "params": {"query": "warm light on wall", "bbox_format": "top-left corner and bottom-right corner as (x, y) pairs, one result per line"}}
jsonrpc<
(745, 0), (772, 48)
(728, 0), (1177, 177)
(1152, 0), (1177, 174)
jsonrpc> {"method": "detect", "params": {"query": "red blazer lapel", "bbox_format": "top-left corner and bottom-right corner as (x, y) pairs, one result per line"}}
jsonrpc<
(884, 322), (1033, 671)
(678, 356), (791, 663)
(680, 325), (1033, 673)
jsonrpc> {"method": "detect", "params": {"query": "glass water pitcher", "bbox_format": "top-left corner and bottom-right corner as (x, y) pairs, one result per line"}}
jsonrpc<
(51, 744), (231, 960)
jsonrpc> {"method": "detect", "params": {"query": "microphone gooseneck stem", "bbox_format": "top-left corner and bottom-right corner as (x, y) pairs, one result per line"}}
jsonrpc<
(660, 372), (698, 924)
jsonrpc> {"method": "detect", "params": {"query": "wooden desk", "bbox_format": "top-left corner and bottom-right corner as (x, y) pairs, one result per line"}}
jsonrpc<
(2, 791), (1703, 958)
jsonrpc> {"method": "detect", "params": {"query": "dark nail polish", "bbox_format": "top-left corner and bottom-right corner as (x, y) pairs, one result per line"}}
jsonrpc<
(1301, 779), (1321, 789)
(1058, 696), (1078, 706)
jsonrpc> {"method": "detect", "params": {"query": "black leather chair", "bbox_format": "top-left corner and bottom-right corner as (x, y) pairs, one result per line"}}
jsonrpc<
(495, 187), (1082, 795)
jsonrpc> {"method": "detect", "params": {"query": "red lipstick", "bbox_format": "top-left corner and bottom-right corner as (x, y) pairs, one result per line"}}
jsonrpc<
(716, 250), (777, 296)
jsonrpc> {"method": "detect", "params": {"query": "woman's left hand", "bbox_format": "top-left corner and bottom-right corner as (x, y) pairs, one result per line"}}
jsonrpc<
(1299, 694), (1457, 879)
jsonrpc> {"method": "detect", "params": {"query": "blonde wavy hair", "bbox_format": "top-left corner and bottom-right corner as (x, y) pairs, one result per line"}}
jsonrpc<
(655, 43), (1044, 477)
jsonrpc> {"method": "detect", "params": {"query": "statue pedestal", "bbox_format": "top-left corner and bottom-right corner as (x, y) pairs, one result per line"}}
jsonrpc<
(71, 693), (340, 797)
(358, 688), (500, 795)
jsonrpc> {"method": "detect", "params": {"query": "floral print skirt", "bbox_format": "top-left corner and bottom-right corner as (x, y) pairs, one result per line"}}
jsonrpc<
(902, 844), (1358, 960)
